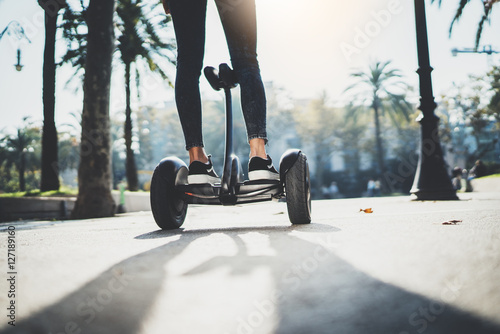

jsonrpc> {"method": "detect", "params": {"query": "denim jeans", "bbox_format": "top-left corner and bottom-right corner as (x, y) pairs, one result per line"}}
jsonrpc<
(167, 0), (267, 150)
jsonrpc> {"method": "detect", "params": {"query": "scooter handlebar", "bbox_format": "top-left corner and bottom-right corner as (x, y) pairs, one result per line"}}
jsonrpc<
(218, 63), (238, 89)
(204, 64), (238, 91)
(204, 66), (223, 91)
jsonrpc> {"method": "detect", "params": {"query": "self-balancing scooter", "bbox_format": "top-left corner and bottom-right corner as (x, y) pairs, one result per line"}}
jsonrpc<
(150, 63), (311, 229)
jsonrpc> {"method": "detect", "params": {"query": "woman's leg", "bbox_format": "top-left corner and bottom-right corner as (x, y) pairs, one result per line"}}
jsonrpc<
(169, 0), (208, 160)
(215, 0), (268, 159)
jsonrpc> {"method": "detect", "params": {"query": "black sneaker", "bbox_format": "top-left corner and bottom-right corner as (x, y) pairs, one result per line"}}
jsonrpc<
(248, 155), (279, 181)
(188, 155), (220, 184)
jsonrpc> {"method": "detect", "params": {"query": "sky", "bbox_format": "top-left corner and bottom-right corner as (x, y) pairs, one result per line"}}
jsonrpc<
(0, 0), (499, 134)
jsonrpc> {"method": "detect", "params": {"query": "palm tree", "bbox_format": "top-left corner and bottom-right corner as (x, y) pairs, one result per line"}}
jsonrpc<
(38, 0), (67, 191)
(0, 119), (41, 192)
(71, 0), (116, 219)
(431, 0), (499, 49)
(345, 60), (413, 186)
(60, 0), (175, 191)
(115, 0), (175, 191)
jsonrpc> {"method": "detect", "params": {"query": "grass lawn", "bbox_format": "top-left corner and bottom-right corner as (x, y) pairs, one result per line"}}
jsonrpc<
(0, 188), (150, 198)
(480, 173), (500, 179)
(0, 186), (78, 198)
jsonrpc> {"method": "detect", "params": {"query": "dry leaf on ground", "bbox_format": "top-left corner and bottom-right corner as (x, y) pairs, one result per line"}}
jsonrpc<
(442, 219), (462, 225)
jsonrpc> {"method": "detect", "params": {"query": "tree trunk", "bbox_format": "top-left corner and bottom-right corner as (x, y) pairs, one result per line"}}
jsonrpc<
(40, 8), (60, 192)
(373, 104), (386, 179)
(19, 152), (26, 192)
(124, 62), (139, 191)
(72, 0), (116, 219)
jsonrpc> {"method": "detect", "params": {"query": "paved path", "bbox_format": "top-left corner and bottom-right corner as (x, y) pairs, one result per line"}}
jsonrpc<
(1, 192), (499, 334)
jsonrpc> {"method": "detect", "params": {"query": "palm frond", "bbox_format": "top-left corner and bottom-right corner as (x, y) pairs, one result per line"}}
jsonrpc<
(135, 65), (141, 101)
(449, 0), (471, 36)
(344, 80), (367, 93)
(432, 0), (498, 49)
(474, 4), (492, 49)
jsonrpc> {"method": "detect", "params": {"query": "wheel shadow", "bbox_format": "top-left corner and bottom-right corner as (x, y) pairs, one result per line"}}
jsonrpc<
(5, 222), (500, 334)
(150, 225), (500, 334)
(1, 227), (193, 334)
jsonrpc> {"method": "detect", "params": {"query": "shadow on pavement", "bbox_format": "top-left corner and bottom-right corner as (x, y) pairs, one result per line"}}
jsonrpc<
(5, 223), (500, 334)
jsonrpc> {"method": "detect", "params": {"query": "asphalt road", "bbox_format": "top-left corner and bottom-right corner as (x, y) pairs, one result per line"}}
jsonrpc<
(0, 192), (499, 334)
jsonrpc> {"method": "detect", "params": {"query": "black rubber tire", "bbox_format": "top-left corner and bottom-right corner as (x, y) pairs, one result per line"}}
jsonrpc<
(285, 152), (312, 224)
(150, 165), (187, 230)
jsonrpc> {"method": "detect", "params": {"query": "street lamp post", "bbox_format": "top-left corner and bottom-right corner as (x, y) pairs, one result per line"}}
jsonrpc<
(410, 0), (458, 200)
(0, 21), (31, 72)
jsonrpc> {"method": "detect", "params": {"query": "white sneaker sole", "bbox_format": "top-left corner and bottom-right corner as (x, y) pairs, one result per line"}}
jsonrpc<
(248, 170), (280, 181)
(188, 174), (220, 184)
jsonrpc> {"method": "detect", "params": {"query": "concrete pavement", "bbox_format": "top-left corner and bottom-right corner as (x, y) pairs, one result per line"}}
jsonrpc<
(0, 191), (499, 334)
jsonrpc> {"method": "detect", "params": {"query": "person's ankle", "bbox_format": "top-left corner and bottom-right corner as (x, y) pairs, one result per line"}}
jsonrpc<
(249, 138), (267, 159)
(189, 147), (209, 164)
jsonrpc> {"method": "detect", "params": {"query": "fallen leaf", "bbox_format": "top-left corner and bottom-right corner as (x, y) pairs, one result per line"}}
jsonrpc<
(360, 208), (373, 213)
(442, 219), (462, 225)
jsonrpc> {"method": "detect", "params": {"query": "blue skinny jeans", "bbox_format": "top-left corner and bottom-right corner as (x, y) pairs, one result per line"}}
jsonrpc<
(167, 0), (267, 150)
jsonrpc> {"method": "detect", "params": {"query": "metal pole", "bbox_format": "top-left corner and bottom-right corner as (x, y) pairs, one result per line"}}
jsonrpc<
(221, 87), (233, 195)
(410, 0), (458, 200)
